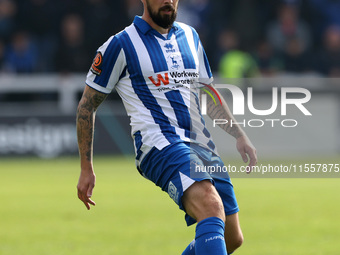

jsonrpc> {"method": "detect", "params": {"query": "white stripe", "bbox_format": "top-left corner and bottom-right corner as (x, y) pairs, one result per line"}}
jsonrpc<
(106, 49), (126, 92)
(198, 41), (213, 84)
(86, 79), (111, 94)
(179, 172), (195, 192)
(177, 23), (199, 71)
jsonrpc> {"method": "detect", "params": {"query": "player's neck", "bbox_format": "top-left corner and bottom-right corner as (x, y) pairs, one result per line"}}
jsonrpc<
(142, 14), (170, 35)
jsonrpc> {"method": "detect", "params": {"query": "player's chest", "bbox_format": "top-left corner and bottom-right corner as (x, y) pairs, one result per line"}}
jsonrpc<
(130, 35), (199, 78)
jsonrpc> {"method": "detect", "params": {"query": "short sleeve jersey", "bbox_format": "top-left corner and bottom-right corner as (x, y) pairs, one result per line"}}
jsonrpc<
(86, 16), (217, 165)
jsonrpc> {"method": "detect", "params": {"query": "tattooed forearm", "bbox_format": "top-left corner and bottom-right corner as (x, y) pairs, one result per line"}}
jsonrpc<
(204, 89), (245, 139)
(77, 103), (94, 162)
(76, 86), (108, 162)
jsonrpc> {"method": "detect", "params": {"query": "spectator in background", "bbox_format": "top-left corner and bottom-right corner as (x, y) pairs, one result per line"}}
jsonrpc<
(57, 0), (87, 14)
(226, 0), (261, 53)
(55, 14), (91, 74)
(0, 39), (4, 102)
(0, 39), (5, 71)
(282, 36), (311, 73)
(177, 0), (212, 45)
(126, 0), (143, 21)
(0, 0), (335, 76)
(0, 0), (16, 42)
(84, 0), (129, 54)
(308, 0), (340, 41)
(217, 29), (259, 79)
(266, 4), (311, 54)
(16, 0), (58, 37)
(315, 25), (340, 77)
(4, 30), (38, 73)
(254, 40), (283, 76)
(15, 0), (59, 72)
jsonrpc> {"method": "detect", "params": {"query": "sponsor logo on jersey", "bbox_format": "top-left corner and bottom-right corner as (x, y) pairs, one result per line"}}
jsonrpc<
(148, 73), (169, 86)
(164, 43), (175, 53)
(90, 52), (103, 76)
(168, 181), (179, 204)
(149, 71), (201, 87)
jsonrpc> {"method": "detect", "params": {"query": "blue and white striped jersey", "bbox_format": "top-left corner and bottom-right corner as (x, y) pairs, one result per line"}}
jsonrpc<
(86, 16), (217, 164)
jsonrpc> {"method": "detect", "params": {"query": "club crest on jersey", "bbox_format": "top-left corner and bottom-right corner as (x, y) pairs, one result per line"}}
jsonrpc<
(168, 53), (181, 70)
(164, 43), (175, 53)
(90, 52), (103, 76)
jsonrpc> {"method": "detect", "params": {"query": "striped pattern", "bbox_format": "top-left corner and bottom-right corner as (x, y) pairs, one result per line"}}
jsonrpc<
(86, 16), (216, 164)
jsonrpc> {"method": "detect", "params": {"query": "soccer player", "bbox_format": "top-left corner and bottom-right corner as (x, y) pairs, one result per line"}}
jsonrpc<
(76, 0), (257, 254)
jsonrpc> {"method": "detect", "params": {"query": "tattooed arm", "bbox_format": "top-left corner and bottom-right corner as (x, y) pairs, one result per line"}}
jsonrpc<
(204, 87), (257, 168)
(76, 85), (108, 209)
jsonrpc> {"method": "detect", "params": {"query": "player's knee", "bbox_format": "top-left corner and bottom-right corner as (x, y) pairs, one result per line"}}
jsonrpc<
(227, 233), (244, 253)
(183, 180), (225, 222)
(202, 192), (225, 221)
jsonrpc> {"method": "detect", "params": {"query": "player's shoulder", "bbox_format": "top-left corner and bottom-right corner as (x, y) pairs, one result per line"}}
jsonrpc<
(98, 26), (130, 53)
(174, 21), (198, 35)
(110, 28), (128, 43)
(109, 23), (142, 48)
(174, 22), (201, 49)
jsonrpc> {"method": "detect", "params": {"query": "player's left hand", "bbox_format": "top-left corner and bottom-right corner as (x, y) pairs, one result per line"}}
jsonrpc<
(77, 170), (96, 210)
(236, 135), (257, 172)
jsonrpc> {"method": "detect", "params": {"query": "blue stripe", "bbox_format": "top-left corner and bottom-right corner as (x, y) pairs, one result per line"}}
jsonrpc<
(202, 47), (213, 78)
(134, 131), (143, 160)
(176, 27), (196, 69)
(119, 31), (180, 143)
(94, 36), (122, 86)
(191, 27), (200, 51)
(207, 140), (215, 150)
(136, 28), (168, 73)
(165, 90), (196, 139)
(203, 127), (211, 138)
(194, 93), (211, 139)
(189, 27), (212, 79)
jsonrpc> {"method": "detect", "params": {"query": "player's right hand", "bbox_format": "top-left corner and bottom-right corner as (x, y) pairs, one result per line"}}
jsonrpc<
(236, 135), (257, 172)
(77, 170), (96, 210)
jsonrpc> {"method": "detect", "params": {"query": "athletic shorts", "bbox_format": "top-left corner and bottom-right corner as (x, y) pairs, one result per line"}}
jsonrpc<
(139, 142), (239, 226)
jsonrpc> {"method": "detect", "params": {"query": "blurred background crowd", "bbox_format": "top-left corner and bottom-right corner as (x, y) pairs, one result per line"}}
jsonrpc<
(0, 0), (340, 78)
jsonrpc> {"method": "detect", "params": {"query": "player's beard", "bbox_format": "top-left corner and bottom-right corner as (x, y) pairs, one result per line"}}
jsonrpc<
(146, 1), (177, 29)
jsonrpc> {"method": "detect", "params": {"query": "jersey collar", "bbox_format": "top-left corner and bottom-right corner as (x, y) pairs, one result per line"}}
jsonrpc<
(133, 16), (179, 40)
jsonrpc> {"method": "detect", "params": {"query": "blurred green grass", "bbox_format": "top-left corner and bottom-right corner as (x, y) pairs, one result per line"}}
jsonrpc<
(0, 156), (339, 255)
